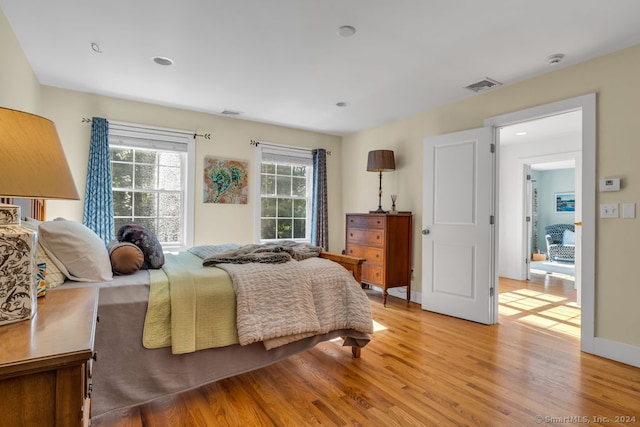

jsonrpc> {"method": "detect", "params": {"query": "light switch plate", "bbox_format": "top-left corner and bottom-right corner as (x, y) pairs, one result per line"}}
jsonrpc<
(600, 203), (619, 218)
(623, 203), (636, 219)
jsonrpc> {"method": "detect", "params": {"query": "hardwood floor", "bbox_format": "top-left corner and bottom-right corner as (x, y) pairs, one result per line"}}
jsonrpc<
(93, 274), (639, 426)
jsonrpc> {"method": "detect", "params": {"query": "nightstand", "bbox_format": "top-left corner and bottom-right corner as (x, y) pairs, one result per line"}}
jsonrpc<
(0, 287), (98, 427)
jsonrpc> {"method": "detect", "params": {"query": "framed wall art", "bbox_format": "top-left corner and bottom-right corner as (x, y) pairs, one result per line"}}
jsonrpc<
(203, 156), (248, 204)
(555, 192), (575, 213)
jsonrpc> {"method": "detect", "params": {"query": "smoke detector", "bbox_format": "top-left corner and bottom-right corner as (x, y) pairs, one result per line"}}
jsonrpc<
(464, 77), (502, 93)
(547, 53), (565, 65)
(153, 56), (174, 66)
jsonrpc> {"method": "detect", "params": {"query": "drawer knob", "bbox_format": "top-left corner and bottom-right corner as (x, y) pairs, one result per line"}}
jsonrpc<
(92, 352), (98, 362)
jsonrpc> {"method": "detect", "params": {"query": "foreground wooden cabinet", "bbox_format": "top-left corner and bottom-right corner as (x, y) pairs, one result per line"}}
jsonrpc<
(345, 213), (412, 306)
(0, 287), (98, 427)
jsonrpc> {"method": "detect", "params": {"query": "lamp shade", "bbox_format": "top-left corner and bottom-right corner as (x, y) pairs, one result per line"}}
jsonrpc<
(0, 107), (79, 200)
(367, 150), (395, 172)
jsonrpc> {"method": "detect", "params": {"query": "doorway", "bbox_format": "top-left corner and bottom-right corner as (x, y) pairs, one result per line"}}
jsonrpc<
(485, 94), (595, 355)
(528, 162), (577, 281)
(497, 109), (582, 302)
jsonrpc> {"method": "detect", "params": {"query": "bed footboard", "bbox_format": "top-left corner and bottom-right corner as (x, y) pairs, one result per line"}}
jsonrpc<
(319, 251), (365, 284)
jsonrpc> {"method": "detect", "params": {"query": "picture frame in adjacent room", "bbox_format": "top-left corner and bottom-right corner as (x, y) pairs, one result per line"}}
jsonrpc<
(555, 192), (575, 213)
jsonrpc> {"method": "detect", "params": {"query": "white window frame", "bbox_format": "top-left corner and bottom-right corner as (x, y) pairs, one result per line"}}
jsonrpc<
(253, 142), (314, 243)
(109, 121), (195, 251)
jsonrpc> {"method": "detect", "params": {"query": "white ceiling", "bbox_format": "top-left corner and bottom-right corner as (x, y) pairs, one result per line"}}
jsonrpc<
(2, 1), (640, 136)
(500, 110), (581, 170)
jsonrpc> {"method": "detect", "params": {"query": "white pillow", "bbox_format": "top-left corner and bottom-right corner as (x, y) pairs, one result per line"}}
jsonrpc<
(21, 218), (66, 288)
(38, 220), (113, 282)
(562, 229), (575, 245)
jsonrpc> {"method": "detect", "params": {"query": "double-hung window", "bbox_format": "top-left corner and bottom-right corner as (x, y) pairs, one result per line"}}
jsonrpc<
(255, 144), (313, 243)
(109, 122), (195, 251)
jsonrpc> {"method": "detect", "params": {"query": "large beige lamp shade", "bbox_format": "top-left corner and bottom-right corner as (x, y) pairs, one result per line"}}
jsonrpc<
(0, 107), (78, 326)
(0, 107), (79, 200)
(367, 150), (395, 213)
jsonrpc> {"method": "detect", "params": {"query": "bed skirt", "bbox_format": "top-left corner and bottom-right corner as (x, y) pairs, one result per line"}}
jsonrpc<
(61, 278), (370, 419)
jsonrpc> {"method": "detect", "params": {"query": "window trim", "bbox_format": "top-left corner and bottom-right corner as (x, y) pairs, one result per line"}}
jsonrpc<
(253, 142), (313, 243)
(109, 121), (195, 251)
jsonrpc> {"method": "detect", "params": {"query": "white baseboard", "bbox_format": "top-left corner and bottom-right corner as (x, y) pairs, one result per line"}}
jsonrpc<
(586, 337), (640, 368)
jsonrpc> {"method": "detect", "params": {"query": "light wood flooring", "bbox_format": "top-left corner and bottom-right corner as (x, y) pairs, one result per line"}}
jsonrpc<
(93, 273), (640, 426)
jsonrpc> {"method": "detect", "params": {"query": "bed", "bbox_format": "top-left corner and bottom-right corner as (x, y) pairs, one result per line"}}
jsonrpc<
(50, 242), (372, 420)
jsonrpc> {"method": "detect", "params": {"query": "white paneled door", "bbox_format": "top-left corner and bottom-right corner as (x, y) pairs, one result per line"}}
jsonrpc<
(422, 127), (496, 324)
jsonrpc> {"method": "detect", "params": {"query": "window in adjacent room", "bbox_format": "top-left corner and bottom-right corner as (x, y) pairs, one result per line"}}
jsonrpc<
(255, 144), (313, 243)
(109, 122), (195, 251)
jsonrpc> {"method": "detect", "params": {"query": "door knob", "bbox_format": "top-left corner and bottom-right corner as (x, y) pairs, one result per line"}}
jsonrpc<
(422, 229), (430, 235)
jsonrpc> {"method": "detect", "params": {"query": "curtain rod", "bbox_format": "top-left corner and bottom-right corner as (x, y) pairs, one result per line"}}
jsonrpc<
(250, 139), (331, 156)
(81, 117), (211, 140)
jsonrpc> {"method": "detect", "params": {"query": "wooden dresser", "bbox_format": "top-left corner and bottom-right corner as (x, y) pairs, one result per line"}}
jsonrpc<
(0, 287), (98, 427)
(345, 213), (412, 306)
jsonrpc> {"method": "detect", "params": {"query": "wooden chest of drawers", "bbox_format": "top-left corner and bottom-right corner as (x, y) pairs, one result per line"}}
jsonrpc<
(345, 213), (412, 306)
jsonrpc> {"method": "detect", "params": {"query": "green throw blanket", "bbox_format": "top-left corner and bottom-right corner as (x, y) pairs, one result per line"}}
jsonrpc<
(143, 252), (239, 354)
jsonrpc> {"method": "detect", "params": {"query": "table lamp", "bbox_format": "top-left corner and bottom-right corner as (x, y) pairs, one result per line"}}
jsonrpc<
(367, 150), (395, 213)
(0, 107), (79, 325)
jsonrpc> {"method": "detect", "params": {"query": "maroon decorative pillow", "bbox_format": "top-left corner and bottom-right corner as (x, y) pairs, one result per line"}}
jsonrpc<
(116, 224), (165, 269)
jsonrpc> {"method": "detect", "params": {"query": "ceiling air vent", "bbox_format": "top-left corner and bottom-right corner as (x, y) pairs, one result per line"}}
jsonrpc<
(464, 77), (502, 93)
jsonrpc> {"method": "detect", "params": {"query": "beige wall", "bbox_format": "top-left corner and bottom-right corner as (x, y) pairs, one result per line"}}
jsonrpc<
(38, 88), (343, 250)
(342, 43), (640, 347)
(0, 8), (41, 112)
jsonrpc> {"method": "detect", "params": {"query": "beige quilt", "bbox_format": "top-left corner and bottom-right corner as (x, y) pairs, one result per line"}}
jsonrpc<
(219, 256), (374, 350)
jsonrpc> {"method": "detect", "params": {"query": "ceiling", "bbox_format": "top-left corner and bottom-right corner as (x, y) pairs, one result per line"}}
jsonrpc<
(2, 1), (640, 136)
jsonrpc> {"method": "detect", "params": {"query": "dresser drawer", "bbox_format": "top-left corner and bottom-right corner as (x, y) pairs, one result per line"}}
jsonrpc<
(362, 263), (383, 286)
(346, 228), (384, 247)
(346, 244), (384, 265)
(347, 215), (385, 229)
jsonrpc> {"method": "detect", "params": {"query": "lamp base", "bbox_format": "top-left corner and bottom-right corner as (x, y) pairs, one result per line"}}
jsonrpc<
(0, 204), (37, 326)
(369, 208), (389, 214)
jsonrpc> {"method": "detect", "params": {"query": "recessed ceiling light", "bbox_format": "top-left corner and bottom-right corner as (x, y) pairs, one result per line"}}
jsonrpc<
(516, 131), (527, 136)
(90, 42), (102, 53)
(336, 102), (349, 107)
(337, 26), (356, 37)
(547, 53), (565, 66)
(153, 56), (174, 66)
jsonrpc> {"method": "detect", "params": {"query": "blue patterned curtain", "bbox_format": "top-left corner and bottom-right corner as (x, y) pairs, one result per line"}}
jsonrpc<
(311, 148), (328, 251)
(83, 117), (114, 244)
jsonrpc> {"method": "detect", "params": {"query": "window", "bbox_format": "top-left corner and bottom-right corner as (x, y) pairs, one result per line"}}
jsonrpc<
(255, 144), (313, 243)
(109, 122), (195, 251)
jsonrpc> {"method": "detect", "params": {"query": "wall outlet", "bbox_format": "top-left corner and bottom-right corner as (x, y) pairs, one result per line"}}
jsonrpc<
(600, 203), (619, 218)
